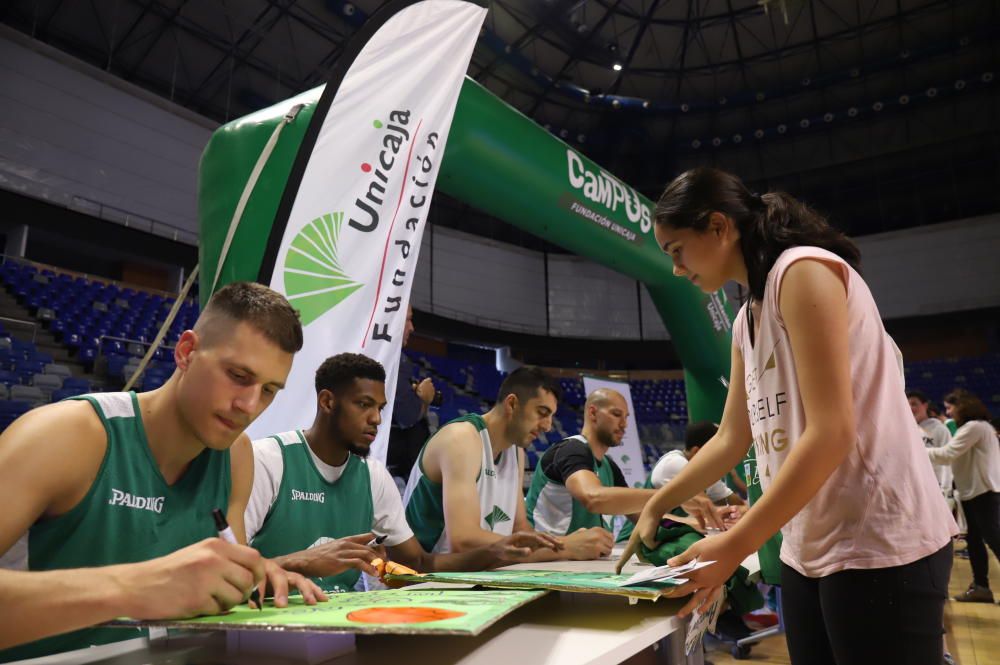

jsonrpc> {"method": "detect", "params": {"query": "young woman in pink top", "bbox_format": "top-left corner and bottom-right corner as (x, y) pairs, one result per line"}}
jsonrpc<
(619, 168), (957, 665)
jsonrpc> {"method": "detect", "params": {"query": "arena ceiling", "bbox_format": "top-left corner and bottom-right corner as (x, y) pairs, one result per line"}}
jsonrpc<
(3, 0), (998, 248)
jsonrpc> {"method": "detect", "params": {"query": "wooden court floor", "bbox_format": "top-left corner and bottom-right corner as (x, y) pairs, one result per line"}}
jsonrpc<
(706, 541), (1000, 665)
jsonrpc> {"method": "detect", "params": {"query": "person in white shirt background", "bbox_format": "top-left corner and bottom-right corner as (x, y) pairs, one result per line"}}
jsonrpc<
(929, 389), (1000, 603)
(908, 390), (955, 503)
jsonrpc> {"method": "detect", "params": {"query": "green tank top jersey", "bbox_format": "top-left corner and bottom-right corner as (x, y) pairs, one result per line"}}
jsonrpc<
(726, 459), (748, 495)
(250, 430), (374, 593)
(0, 392), (231, 662)
(524, 436), (618, 535)
(744, 444), (782, 585)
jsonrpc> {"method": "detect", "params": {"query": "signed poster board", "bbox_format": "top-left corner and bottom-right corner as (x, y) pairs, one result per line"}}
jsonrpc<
(109, 588), (546, 636)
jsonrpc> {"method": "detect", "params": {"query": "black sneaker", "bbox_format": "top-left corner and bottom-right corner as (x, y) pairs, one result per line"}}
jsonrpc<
(953, 585), (994, 603)
(711, 609), (754, 641)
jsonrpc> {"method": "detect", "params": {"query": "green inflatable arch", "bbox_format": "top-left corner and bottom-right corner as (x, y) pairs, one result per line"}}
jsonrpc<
(198, 78), (734, 422)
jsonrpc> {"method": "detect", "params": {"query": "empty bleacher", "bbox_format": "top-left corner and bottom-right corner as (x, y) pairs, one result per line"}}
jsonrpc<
(904, 355), (1000, 408)
(0, 258), (197, 426)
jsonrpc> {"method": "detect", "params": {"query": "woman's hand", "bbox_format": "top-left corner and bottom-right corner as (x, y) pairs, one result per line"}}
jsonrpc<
(720, 504), (748, 529)
(614, 510), (661, 574)
(680, 495), (726, 531)
(664, 531), (749, 617)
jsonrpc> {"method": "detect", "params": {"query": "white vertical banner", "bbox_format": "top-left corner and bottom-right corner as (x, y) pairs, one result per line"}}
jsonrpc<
(248, 0), (488, 462)
(581, 376), (646, 488)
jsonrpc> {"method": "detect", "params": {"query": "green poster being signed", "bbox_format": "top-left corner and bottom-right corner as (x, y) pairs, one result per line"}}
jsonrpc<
(109, 589), (545, 636)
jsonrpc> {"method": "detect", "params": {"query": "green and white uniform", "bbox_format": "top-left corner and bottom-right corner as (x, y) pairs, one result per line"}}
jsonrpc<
(403, 414), (520, 553)
(0, 392), (230, 662)
(246, 430), (412, 593)
(525, 435), (625, 535)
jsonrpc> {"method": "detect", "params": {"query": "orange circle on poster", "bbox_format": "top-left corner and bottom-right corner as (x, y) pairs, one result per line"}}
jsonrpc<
(346, 607), (465, 624)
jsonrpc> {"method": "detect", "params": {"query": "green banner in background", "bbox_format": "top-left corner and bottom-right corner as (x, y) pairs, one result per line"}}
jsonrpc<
(199, 78), (733, 422)
(438, 79), (733, 421)
(198, 88), (318, 294)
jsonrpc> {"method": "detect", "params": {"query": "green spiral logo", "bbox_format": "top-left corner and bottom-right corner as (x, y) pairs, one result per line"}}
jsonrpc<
(283, 212), (363, 326)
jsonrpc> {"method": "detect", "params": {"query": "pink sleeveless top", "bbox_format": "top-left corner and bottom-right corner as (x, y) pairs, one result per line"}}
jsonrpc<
(733, 247), (956, 577)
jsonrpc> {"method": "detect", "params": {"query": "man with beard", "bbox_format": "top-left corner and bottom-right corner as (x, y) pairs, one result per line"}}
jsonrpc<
(244, 354), (561, 593)
(405, 367), (613, 560)
(525, 388), (659, 536)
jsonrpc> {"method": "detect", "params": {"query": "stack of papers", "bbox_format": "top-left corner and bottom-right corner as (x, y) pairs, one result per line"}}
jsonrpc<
(616, 559), (716, 587)
(685, 591), (725, 655)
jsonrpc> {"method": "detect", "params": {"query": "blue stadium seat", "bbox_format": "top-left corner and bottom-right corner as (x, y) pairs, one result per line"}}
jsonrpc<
(78, 348), (97, 372)
(61, 377), (91, 393)
(13, 359), (45, 376)
(10, 339), (36, 359)
(0, 400), (31, 429)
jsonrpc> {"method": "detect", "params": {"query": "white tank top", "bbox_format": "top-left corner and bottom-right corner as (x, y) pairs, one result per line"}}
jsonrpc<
(403, 414), (521, 554)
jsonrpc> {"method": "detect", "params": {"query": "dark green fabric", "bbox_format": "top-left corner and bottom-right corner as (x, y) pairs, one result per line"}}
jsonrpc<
(616, 505), (687, 544)
(743, 445), (782, 585)
(640, 525), (764, 615)
(726, 460), (747, 497)
(616, 517), (635, 543)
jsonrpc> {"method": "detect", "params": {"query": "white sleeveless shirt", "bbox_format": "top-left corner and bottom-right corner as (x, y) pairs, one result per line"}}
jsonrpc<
(403, 414), (521, 554)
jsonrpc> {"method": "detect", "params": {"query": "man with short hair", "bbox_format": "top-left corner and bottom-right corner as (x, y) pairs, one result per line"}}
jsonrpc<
(908, 389), (954, 497)
(0, 282), (323, 657)
(405, 367), (613, 559)
(245, 353), (560, 592)
(525, 388), (657, 536)
(652, 421), (747, 506)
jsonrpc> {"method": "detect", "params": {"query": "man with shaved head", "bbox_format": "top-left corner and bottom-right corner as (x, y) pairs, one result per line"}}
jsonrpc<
(525, 388), (660, 537)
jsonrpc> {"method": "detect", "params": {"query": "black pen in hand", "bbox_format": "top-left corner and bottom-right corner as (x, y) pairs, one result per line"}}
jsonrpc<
(212, 508), (263, 611)
(365, 534), (388, 548)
